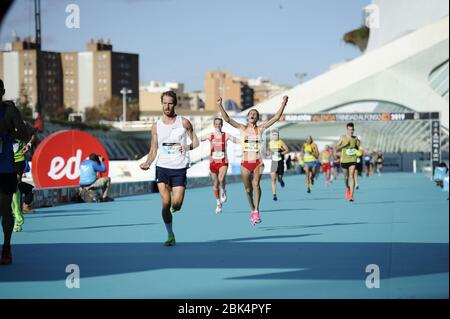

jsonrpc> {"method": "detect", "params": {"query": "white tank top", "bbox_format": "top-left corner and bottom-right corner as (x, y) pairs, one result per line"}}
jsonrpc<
(156, 116), (189, 169)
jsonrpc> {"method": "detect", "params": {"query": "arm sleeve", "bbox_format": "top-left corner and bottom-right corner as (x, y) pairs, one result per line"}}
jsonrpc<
(93, 161), (107, 173)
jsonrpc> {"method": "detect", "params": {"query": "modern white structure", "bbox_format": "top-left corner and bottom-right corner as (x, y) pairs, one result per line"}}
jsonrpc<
(255, 17), (448, 127)
(188, 1), (449, 166)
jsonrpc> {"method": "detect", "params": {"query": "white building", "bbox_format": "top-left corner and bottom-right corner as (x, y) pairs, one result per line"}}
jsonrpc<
(188, 0), (449, 169)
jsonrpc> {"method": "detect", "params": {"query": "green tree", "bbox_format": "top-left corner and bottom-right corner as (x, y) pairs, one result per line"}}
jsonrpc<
(85, 106), (102, 123)
(343, 26), (370, 52)
(85, 96), (140, 122)
(127, 98), (140, 121)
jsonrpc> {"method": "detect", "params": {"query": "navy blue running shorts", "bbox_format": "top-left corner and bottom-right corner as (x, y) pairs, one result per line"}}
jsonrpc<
(156, 166), (187, 188)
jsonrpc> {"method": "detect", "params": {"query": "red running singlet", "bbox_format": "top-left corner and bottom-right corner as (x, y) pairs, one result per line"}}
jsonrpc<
(209, 132), (228, 174)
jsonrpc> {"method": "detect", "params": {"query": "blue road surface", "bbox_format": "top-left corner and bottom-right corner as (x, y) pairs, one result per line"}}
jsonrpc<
(0, 173), (448, 298)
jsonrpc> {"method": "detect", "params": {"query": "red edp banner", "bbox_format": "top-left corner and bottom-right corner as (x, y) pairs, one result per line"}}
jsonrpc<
(32, 130), (109, 188)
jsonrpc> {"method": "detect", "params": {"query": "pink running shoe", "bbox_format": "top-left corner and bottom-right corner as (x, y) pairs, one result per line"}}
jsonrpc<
(253, 211), (262, 224)
(250, 211), (259, 225)
(255, 211), (262, 224)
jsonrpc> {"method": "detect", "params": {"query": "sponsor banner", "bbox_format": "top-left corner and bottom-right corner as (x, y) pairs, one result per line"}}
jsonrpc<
(431, 120), (441, 170)
(32, 130), (109, 188)
(271, 112), (437, 122)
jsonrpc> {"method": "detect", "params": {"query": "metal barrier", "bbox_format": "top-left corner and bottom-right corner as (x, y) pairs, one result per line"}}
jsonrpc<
(31, 170), (298, 208)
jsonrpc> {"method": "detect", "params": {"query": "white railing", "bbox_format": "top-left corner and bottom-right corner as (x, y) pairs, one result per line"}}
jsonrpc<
(102, 115), (219, 133)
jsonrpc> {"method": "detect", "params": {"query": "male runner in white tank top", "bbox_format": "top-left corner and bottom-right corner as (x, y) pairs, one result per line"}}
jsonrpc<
(140, 91), (199, 246)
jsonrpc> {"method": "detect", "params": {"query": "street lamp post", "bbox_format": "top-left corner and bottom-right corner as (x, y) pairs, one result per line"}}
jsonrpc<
(120, 87), (132, 123)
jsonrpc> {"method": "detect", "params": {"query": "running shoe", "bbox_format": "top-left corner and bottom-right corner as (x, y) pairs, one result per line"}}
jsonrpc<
(220, 191), (227, 204)
(250, 211), (259, 225)
(102, 196), (115, 202)
(345, 187), (351, 199)
(170, 205), (177, 213)
(13, 223), (22, 232)
(280, 179), (285, 188)
(254, 211), (262, 224)
(0, 246), (12, 265)
(273, 194), (278, 201)
(307, 187), (311, 194)
(164, 234), (176, 246)
(349, 193), (354, 202)
(215, 203), (222, 214)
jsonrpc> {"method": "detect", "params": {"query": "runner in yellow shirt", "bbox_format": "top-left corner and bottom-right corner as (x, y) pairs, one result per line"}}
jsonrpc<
(335, 123), (358, 202)
(268, 130), (289, 201)
(301, 136), (319, 194)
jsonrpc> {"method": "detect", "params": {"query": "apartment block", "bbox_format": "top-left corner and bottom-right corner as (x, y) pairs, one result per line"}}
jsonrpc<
(0, 38), (139, 117)
(204, 71), (254, 112)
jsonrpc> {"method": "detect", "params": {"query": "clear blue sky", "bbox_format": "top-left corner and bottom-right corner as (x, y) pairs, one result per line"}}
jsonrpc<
(0, 0), (370, 91)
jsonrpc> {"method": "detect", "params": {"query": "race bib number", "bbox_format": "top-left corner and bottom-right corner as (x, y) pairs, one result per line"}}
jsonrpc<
(272, 153), (282, 161)
(13, 142), (20, 153)
(244, 141), (260, 152)
(364, 156), (371, 161)
(212, 151), (225, 160)
(356, 158), (361, 163)
(162, 143), (181, 155)
(345, 148), (357, 156)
